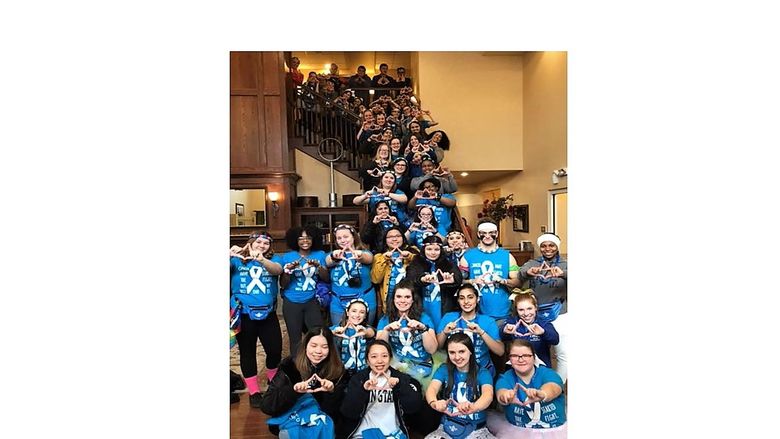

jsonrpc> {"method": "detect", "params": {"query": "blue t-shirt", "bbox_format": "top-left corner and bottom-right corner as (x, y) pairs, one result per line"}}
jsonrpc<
(415, 194), (455, 236)
(329, 324), (370, 373)
(419, 261), (450, 330)
(407, 228), (434, 250)
(329, 255), (375, 314)
(495, 366), (566, 428)
(437, 312), (500, 376)
(432, 365), (493, 425)
(378, 313), (435, 367)
(280, 250), (327, 303)
(230, 255), (282, 318)
(462, 248), (512, 320)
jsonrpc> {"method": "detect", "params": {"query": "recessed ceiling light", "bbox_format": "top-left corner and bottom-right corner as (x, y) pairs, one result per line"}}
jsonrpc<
(460, 172), (469, 177)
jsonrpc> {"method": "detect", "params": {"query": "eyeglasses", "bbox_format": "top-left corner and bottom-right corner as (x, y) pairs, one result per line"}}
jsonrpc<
(297, 236), (312, 241)
(508, 354), (534, 361)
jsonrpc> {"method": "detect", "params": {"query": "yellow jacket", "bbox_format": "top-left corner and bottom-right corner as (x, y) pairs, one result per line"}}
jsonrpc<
(370, 250), (417, 313)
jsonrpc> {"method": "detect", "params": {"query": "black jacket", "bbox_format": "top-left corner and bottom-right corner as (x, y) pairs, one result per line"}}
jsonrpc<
(260, 356), (348, 436)
(406, 257), (463, 315)
(339, 366), (423, 438)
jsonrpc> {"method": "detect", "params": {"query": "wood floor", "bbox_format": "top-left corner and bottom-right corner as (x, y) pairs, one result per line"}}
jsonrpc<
(230, 392), (276, 439)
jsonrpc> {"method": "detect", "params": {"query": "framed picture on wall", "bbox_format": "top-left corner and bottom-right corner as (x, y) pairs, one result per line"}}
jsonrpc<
(235, 203), (244, 217)
(512, 204), (529, 232)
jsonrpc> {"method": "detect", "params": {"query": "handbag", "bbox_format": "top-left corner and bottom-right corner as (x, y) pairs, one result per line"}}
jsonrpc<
(441, 416), (476, 439)
(536, 300), (562, 324)
(315, 280), (332, 308)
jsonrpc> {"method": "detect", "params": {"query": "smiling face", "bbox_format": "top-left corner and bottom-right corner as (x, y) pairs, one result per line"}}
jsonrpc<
(306, 335), (329, 365)
(381, 172), (395, 189)
(424, 243), (441, 261)
(410, 122), (421, 133)
(363, 111), (374, 124)
(346, 302), (367, 325)
(432, 132), (442, 142)
(508, 345), (535, 375)
(384, 229), (403, 250)
(393, 287), (413, 313)
(516, 299), (537, 324)
(335, 229), (354, 250)
(477, 228), (498, 246)
(251, 237), (271, 254)
(540, 241), (559, 259)
(393, 161), (406, 174)
(457, 288), (478, 314)
(447, 233), (465, 250)
(367, 343), (390, 374)
(297, 231), (312, 251)
(421, 160), (435, 174)
(376, 114), (386, 125)
(418, 206), (434, 223)
(376, 144), (390, 160)
(447, 341), (471, 371)
(390, 138), (401, 152)
(409, 136), (420, 147)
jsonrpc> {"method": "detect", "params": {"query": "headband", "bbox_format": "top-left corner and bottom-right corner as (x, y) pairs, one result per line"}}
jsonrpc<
(537, 233), (561, 247)
(345, 298), (369, 312)
(477, 222), (498, 233)
(334, 224), (356, 234)
(446, 231), (465, 240)
(249, 232), (273, 243)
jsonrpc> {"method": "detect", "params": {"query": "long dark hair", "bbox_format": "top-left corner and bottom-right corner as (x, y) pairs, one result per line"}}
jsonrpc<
(377, 225), (416, 254)
(294, 327), (344, 382)
(454, 284), (481, 315)
(412, 205), (439, 229)
(385, 278), (423, 321)
(442, 333), (479, 400)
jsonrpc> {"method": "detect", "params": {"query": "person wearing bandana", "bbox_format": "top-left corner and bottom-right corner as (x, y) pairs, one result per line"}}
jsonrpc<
(280, 226), (330, 356)
(459, 219), (520, 326)
(229, 232), (284, 408)
(406, 235), (462, 331)
(444, 231), (469, 268)
(519, 233), (568, 382)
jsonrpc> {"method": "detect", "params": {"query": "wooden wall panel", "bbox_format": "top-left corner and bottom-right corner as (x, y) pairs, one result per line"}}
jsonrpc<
(230, 96), (263, 170)
(230, 52), (259, 90)
(263, 96), (282, 169)
(261, 52), (282, 96)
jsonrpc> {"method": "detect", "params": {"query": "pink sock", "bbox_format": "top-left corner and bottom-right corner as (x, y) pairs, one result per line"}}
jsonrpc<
(266, 368), (278, 383)
(244, 375), (260, 395)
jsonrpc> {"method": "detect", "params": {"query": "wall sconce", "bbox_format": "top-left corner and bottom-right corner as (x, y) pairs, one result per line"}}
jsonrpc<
(369, 89), (375, 95)
(551, 168), (568, 185)
(268, 191), (280, 217)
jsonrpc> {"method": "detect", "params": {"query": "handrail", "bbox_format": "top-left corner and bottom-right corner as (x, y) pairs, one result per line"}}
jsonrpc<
(451, 205), (476, 248)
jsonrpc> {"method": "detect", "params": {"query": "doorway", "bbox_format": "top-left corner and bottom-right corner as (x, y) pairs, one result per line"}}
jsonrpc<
(549, 189), (567, 255)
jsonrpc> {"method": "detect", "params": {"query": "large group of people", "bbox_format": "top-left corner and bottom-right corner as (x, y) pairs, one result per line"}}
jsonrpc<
(230, 223), (568, 438)
(229, 58), (569, 438)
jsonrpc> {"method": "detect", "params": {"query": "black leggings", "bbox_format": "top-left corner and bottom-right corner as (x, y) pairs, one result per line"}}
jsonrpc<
(282, 297), (324, 355)
(235, 312), (283, 378)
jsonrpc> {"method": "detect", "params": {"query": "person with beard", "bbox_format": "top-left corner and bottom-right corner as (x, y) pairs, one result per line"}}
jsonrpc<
(459, 219), (520, 326)
(348, 65), (372, 105)
(518, 234), (568, 383)
(406, 235), (462, 331)
(371, 63), (397, 98)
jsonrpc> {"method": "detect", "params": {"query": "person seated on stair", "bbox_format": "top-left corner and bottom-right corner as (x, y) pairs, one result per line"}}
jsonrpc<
(358, 143), (392, 191)
(354, 169), (409, 228)
(407, 177), (457, 238)
(410, 158), (458, 195)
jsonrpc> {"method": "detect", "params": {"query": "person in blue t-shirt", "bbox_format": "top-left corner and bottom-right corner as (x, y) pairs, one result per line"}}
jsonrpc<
(360, 200), (405, 253)
(329, 298), (376, 377)
(437, 285), (504, 378)
(229, 232), (284, 408)
(501, 290), (559, 371)
(444, 231), (469, 268)
(460, 219), (521, 324)
(406, 235), (462, 331)
(407, 176), (456, 238)
(280, 226), (330, 355)
(325, 224), (376, 326)
(353, 170), (410, 229)
(376, 279), (438, 382)
(487, 340), (567, 439)
(405, 205), (444, 252)
(424, 333), (497, 439)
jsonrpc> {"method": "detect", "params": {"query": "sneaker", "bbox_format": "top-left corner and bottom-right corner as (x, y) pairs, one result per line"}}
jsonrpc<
(230, 393), (240, 404)
(249, 392), (263, 408)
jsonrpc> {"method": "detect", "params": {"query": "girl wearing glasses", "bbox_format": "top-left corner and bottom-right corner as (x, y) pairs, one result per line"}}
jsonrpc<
(405, 205), (443, 252)
(487, 340), (566, 439)
(424, 333), (497, 439)
(325, 224), (375, 326)
(353, 170), (410, 228)
(229, 232), (284, 408)
(370, 226), (418, 317)
(280, 226), (330, 355)
(437, 285), (504, 378)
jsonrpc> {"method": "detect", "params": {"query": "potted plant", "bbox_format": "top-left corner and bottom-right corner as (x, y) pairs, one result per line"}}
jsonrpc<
(477, 194), (519, 245)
